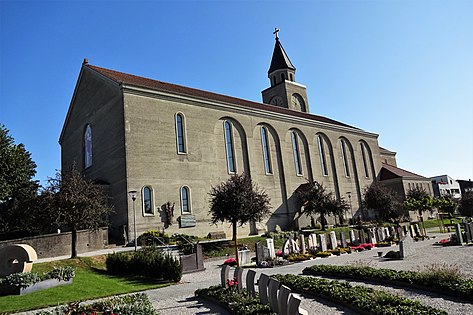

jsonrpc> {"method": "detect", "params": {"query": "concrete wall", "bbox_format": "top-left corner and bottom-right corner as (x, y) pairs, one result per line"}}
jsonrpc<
(0, 228), (108, 259)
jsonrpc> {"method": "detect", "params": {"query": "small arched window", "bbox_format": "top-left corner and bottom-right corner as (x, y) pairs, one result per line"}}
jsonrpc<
(261, 126), (272, 174)
(272, 76), (276, 85)
(84, 124), (93, 169)
(224, 121), (236, 173)
(289, 73), (294, 81)
(180, 186), (191, 214)
(142, 186), (154, 215)
(340, 139), (350, 177)
(291, 131), (302, 176)
(317, 135), (328, 176)
(176, 113), (186, 153)
(281, 73), (285, 81)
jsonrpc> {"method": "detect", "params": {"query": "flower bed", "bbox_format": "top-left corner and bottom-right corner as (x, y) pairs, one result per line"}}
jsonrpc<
(303, 264), (473, 301)
(273, 274), (447, 315)
(0, 266), (75, 296)
(195, 286), (275, 315)
(37, 293), (157, 315)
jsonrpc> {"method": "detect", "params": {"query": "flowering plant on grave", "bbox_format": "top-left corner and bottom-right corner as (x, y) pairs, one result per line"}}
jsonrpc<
(276, 250), (283, 257)
(361, 243), (375, 250)
(226, 276), (238, 288)
(439, 239), (450, 244)
(223, 257), (237, 266)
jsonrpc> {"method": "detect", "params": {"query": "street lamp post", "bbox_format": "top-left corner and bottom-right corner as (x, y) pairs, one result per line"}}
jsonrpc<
(128, 190), (138, 251)
(347, 192), (353, 225)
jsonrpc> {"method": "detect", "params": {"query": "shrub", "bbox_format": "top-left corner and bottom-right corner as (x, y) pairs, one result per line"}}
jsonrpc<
(286, 253), (311, 262)
(0, 266), (75, 289)
(196, 286), (275, 315)
(274, 274), (447, 315)
(37, 293), (157, 315)
(106, 247), (182, 282)
(315, 251), (332, 258)
(303, 264), (473, 298)
(137, 230), (170, 246)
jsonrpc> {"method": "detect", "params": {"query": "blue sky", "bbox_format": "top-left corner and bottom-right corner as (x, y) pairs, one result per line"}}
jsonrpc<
(1, 0), (472, 184)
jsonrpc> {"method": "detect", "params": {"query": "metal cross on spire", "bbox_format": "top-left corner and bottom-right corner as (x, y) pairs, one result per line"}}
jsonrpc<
(273, 27), (280, 40)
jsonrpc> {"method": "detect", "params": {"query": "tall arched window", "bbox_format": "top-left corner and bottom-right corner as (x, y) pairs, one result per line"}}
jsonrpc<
(84, 124), (92, 169)
(291, 131), (302, 176)
(180, 186), (191, 214)
(317, 135), (328, 176)
(224, 121), (236, 173)
(175, 113), (186, 153)
(261, 126), (272, 174)
(339, 139), (350, 177)
(142, 186), (154, 215)
(360, 142), (370, 178)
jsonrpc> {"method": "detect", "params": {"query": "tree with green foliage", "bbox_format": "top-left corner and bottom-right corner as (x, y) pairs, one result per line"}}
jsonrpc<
(433, 195), (458, 216)
(209, 173), (271, 266)
(403, 186), (433, 235)
(458, 191), (473, 217)
(43, 164), (113, 258)
(295, 180), (349, 231)
(363, 183), (402, 222)
(0, 124), (40, 235)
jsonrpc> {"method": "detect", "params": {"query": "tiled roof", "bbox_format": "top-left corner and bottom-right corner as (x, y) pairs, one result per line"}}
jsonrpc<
(86, 64), (358, 130)
(380, 162), (427, 180)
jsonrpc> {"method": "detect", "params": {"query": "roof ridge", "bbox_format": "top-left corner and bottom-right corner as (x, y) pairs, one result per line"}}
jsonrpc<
(85, 64), (360, 130)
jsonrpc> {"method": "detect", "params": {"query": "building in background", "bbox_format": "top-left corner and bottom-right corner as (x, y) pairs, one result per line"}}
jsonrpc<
(431, 175), (462, 199)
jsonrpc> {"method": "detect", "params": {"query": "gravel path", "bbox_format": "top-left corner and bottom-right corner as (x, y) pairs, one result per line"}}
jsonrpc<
(12, 232), (473, 315)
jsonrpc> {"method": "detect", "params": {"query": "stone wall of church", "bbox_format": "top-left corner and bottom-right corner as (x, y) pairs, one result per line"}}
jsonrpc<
(121, 89), (381, 238)
(60, 68), (128, 242)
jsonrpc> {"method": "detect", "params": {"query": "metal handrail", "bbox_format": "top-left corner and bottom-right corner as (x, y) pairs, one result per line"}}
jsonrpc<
(152, 236), (172, 251)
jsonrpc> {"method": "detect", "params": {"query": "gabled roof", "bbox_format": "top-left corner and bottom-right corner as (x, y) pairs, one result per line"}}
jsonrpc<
(85, 64), (360, 130)
(379, 147), (396, 155)
(268, 38), (295, 74)
(380, 162), (427, 181)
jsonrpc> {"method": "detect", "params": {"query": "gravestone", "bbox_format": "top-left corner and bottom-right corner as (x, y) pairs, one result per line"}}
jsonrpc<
(464, 223), (471, 243)
(298, 235), (306, 254)
(375, 228), (383, 242)
(399, 235), (415, 259)
(258, 273), (270, 305)
(318, 234), (328, 252)
(268, 278), (280, 313)
(266, 238), (275, 258)
(221, 265), (230, 287)
(329, 231), (337, 250)
(0, 244), (37, 277)
(359, 230), (366, 243)
(385, 227), (391, 238)
(349, 230), (356, 243)
(246, 269), (257, 298)
(234, 267), (244, 291)
(238, 249), (251, 266)
(339, 232), (347, 248)
(409, 225), (415, 238)
(278, 284), (292, 315)
(368, 228), (377, 244)
(413, 224), (421, 237)
(288, 293), (308, 315)
(379, 227), (386, 241)
(255, 242), (265, 265)
(455, 223), (464, 244)
(308, 234), (317, 249)
(467, 222), (473, 241)
(282, 237), (300, 256)
(402, 225), (408, 237)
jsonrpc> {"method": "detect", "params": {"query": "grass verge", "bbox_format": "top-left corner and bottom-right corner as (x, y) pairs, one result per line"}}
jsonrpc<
(0, 256), (170, 314)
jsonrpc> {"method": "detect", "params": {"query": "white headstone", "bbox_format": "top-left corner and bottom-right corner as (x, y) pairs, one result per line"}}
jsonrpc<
(282, 238), (300, 256)
(329, 231), (338, 250)
(368, 228), (377, 244)
(318, 234), (327, 252)
(266, 238), (275, 258)
(308, 234), (317, 249)
(384, 227), (391, 238)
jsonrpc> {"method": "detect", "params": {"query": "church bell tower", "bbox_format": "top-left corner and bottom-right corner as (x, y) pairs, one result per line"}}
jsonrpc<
(262, 29), (309, 113)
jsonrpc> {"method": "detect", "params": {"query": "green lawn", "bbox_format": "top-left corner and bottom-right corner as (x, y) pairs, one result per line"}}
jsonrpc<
(422, 217), (462, 230)
(0, 256), (170, 314)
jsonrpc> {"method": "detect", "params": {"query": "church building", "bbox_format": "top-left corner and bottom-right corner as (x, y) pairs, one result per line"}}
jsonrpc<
(60, 33), (399, 242)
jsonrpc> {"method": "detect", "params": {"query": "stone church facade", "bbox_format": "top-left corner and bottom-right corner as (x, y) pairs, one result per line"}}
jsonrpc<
(60, 36), (393, 242)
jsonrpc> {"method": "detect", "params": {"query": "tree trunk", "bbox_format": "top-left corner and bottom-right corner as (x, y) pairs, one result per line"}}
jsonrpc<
(233, 221), (240, 267)
(71, 227), (77, 258)
(321, 214), (326, 231)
